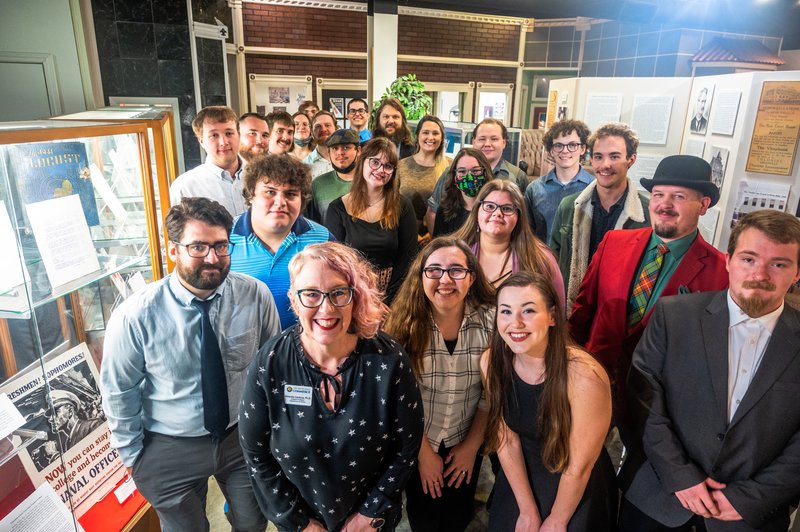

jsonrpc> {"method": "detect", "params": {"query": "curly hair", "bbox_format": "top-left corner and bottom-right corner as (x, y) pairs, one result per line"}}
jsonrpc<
(544, 119), (591, 151)
(439, 148), (494, 222)
(384, 237), (494, 377)
(288, 242), (388, 338)
(373, 98), (414, 146)
(242, 154), (312, 209)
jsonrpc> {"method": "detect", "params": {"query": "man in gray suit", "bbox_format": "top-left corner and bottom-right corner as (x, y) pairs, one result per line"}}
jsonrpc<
(620, 209), (800, 531)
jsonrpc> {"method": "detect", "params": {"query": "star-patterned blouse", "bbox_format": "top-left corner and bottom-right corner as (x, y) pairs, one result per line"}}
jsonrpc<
(239, 326), (424, 531)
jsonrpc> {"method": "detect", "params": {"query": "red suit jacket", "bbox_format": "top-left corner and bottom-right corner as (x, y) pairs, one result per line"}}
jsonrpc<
(569, 228), (729, 425)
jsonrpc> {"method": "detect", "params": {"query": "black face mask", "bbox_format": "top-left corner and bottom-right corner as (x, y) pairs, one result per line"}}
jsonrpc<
(332, 159), (357, 174)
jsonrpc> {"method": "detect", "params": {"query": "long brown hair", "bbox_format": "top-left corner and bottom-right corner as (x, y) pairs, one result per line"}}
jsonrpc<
(484, 272), (573, 472)
(384, 237), (493, 378)
(454, 179), (554, 281)
(440, 148), (493, 222)
(348, 137), (401, 229)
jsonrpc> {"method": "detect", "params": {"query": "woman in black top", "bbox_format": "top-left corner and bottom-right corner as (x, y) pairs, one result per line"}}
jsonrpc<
(324, 138), (418, 303)
(432, 148), (492, 237)
(239, 242), (424, 531)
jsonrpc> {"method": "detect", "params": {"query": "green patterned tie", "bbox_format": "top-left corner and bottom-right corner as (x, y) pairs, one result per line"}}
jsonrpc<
(628, 243), (670, 327)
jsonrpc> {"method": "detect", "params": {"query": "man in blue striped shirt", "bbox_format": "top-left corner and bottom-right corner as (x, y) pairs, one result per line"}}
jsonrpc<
(230, 155), (333, 329)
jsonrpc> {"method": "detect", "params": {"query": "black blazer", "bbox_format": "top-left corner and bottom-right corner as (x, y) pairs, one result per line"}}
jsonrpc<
(620, 291), (800, 531)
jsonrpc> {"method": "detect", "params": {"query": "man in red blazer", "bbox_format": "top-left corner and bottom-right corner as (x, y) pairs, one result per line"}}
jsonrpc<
(569, 155), (729, 443)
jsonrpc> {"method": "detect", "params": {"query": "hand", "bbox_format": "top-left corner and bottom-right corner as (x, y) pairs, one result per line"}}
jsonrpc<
(341, 512), (376, 532)
(126, 466), (133, 477)
(674, 478), (721, 518)
(443, 441), (478, 489)
(515, 510), (542, 532)
(418, 444), (444, 499)
(539, 515), (567, 532)
(707, 480), (742, 521)
(302, 518), (327, 532)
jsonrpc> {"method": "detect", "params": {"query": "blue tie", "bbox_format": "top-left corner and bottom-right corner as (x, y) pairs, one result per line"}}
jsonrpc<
(194, 298), (229, 440)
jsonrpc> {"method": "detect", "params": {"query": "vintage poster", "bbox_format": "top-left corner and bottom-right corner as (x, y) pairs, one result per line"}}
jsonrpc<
(6, 142), (100, 227)
(0, 343), (124, 519)
(745, 81), (800, 175)
(268, 87), (290, 104)
(729, 180), (790, 229)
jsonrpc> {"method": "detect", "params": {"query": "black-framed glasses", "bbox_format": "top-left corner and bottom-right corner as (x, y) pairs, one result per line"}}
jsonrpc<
(296, 287), (354, 308)
(422, 267), (473, 280)
(480, 201), (518, 216)
(348, 108), (368, 115)
(552, 142), (583, 153)
(455, 166), (485, 177)
(366, 157), (395, 174)
(172, 241), (234, 258)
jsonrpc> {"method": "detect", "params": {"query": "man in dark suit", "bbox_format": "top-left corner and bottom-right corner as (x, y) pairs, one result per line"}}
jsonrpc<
(569, 155), (729, 437)
(620, 209), (800, 531)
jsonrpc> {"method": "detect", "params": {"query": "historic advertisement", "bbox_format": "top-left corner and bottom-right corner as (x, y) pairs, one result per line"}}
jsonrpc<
(745, 81), (800, 176)
(6, 142), (100, 226)
(0, 343), (124, 519)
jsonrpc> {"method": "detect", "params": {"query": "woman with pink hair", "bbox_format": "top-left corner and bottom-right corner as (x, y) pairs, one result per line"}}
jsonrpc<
(239, 242), (424, 532)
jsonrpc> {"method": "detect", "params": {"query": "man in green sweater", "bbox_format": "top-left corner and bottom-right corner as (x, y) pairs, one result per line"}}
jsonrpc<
(307, 129), (360, 223)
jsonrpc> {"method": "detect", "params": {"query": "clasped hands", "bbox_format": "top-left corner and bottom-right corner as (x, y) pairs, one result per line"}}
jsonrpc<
(675, 478), (742, 521)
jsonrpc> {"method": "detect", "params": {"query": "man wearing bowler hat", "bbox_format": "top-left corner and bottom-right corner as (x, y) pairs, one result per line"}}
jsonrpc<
(569, 155), (729, 445)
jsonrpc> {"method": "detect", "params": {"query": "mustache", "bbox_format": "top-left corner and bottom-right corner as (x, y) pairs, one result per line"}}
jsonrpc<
(742, 280), (776, 291)
(656, 209), (678, 217)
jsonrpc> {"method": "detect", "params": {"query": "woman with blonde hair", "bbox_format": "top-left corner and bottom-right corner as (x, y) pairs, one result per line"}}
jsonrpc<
(324, 137), (418, 302)
(239, 242), (423, 532)
(453, 179), (565, 310)
(385, 237), (494, 531)
(482, 272), (616, 530)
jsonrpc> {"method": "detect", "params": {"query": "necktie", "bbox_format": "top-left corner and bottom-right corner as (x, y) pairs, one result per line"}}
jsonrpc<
(628, 243), (670, 328)
(194, 298), (229, 440)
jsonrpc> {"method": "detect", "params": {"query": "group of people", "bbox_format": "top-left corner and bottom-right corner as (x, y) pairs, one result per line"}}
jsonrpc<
(98, 100), (800, 532)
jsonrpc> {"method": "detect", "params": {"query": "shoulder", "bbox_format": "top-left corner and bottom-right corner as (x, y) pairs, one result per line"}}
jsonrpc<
(567, 347), (611, 391)
(111, 277), (171, 323)
(227, 272), (273, 300)
(328, 196), (346, 212)
(313, 170), (335, 186)
(295, 216), (333, 241)
(363, 331), (412, 364)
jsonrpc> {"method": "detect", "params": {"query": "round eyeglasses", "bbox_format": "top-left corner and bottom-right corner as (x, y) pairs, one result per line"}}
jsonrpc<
(551, 142), (583, 153)
(172, 241), (234, 258)
(366, 157), (395, 174)
(422, 267), (472, 280)
(296, 287), (354, 308)
(479, 201), (518, 216)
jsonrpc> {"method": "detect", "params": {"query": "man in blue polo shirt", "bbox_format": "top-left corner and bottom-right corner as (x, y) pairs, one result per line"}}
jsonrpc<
(230, 154), (333, 329)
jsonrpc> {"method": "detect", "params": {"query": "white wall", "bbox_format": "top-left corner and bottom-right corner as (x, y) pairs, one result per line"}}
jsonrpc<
(779, 50), (800, 71)
(0, 0), (87, 119)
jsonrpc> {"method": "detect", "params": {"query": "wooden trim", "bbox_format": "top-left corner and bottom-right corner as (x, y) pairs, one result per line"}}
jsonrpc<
(67, 293), (85, 345)
(0, 319), (17, 378)
(0, 122), (148, 144)
(136, 132), (164, 281)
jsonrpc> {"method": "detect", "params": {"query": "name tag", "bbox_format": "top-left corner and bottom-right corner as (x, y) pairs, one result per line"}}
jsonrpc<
(284, 384), (313, 406)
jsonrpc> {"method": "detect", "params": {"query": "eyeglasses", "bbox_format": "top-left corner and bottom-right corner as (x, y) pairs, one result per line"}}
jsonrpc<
(422, 267), (472, 280)
(348, 108), (368, 115)
(366, 157), (395, 174)
(172, 241), (234, 258)
(480, 201), (518, 216)
(296, 287), (354, 308)
(455, 167), (484, 177)
(552, 142), (583, 153)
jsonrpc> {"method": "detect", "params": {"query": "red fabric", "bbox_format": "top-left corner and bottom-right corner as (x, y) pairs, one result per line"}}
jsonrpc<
(569, 228), (729, 419)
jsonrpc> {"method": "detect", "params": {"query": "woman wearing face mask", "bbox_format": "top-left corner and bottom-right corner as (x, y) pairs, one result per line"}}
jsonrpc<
(291, 111), (315, 161)
(324, 138), (418, 303)
(397, 116), (452, 241)
(432, 148), (492, 238)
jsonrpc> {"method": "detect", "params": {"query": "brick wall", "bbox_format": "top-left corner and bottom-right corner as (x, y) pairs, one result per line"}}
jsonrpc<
(399, 62), (515, 85)
(243, 4), (367, 51)
(246, 55), (366, 83)
(398, 16), (519, 62)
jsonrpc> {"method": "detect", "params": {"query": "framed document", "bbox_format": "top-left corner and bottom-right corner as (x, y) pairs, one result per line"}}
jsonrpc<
(745, 81), (800, 176)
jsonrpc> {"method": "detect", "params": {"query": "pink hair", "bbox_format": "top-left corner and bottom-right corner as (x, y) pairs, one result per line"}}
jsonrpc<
(288, 242), (388, 338)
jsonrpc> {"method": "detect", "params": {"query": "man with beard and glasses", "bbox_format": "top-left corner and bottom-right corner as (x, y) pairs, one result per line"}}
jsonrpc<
(307, 129), (360, 223)
(229, 154), (333, 328)
(265, 111), (295, 156)
(569, 155), (728, 448)
(372, 98), (415, 159)
(619, 210), (800, 531)
(238, 112), (269, 162)
(100, 197), (281, 532)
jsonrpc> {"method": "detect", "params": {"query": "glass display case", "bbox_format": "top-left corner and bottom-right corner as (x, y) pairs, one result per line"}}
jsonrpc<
(0, 119), (164, 531)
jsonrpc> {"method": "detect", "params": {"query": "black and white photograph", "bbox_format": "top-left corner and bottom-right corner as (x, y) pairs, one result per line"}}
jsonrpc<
(708, 145), (729, 188)
(690, 83), (714, 134)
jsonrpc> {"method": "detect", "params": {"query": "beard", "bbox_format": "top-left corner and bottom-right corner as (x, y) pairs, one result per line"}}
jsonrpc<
(239, 146), (264, 162)
(737, 280), (777, 317)
(176, 260), (230, 291)
(653, 223), (677, 239)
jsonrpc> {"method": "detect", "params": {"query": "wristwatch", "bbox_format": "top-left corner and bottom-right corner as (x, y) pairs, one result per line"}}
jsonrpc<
(369, 517), (386, 529)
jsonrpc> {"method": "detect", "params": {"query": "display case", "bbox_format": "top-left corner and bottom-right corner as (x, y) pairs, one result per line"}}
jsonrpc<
(0, 120), (165, 531)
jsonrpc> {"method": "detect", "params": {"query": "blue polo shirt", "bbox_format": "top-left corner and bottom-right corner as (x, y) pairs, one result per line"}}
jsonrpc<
(230, 211), (334, 329)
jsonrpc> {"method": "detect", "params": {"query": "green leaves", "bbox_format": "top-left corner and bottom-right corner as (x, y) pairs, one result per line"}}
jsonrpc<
(370, 74), (433, 126)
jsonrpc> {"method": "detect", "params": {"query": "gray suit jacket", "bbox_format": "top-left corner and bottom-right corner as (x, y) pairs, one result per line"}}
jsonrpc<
(620, 290), (800, 531)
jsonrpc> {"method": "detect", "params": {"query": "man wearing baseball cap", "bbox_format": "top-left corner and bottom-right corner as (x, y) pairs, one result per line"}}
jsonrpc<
(569, 155), (729, 445)
(307, 129), (360, 223)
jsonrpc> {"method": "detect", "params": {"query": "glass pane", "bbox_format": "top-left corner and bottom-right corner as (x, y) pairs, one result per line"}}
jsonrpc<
(477, 92), (508, 122)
